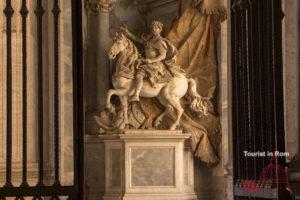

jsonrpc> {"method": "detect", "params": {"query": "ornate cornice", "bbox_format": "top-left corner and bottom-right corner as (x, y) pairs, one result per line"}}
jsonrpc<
(85, 0), (117, 13)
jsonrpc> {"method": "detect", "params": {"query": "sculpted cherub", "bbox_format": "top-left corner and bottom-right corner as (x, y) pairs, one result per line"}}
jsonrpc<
(120, 21), (179, 102)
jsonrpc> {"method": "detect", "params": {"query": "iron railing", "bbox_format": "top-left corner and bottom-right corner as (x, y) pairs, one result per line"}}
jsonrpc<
(0, 0), (84, 199)
(231, 0), (285, 199)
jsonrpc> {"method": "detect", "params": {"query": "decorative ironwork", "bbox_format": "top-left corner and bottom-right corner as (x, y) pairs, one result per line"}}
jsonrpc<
(34, 0), (45, 187)
(3, 0), (14, 188)
(72, 0), (85, 198)
(52, 0), (61, 187)
(231, 0), (285, 199)
(0, 0), (84, 199)
(20, 0), (29, 188)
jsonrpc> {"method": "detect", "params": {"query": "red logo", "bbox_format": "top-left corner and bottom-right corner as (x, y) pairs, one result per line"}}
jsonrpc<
(242, 157), (288, 192)
(242, 180), (260, 192)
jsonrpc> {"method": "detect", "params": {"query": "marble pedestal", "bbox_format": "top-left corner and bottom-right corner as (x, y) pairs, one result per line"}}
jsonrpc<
(102, 130), (197, 200)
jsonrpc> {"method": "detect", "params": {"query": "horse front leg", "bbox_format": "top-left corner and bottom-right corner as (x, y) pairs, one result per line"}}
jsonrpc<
(154, 97), (173, 128)
(167, 97), (184, 131)
(105, 88), (130, 114)
(119, 96), (129, 129)
(106, 89), (117, 114)
(154, 105), (173, 128)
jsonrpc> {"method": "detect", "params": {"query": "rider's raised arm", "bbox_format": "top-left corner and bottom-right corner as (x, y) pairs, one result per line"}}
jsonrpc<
(120, 25), (144, 44)
(124, 30), (145, 45)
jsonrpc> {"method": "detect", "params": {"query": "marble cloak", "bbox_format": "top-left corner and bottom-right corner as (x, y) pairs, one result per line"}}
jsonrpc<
(140, 0), (226, 165)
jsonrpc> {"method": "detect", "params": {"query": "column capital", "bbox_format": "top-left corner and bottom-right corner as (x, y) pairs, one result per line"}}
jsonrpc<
(85, 0), (117, 13)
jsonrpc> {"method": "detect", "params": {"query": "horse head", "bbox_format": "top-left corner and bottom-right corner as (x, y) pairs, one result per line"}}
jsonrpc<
(108, 32), (129, 60)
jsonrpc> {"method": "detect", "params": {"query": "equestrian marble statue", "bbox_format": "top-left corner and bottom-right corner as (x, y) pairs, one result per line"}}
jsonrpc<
(99, 21), (211, 131)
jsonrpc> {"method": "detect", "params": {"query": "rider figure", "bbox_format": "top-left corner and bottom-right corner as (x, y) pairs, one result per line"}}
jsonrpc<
(121, 21), (174, 102)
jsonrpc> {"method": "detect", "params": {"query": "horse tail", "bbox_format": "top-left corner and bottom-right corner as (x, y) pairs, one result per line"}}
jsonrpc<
(187, 78), (212, 117)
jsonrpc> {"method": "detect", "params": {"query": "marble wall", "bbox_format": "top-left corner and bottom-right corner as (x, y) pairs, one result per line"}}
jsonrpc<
(213, 0), (234, 199)
(282, 0), (300, 161)
(60, 0), (74, 186)
(85, 136), (106, 200)
(110, 149), (121, 187)
(282, 0), (300, 194)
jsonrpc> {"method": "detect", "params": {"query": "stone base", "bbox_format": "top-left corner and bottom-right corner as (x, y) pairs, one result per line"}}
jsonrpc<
(101, 129), (197, 200)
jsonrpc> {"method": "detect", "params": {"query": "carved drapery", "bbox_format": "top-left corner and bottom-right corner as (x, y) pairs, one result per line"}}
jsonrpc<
(169, 0), (226, 164)
(139, 0), (226, 165)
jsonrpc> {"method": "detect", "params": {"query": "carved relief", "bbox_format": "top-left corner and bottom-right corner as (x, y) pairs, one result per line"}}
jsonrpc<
(92, 0), (226, 165)
(95, 21), (212, 131)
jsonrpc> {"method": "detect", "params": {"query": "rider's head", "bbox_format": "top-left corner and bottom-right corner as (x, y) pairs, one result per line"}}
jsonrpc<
(150, 20), (163, 36)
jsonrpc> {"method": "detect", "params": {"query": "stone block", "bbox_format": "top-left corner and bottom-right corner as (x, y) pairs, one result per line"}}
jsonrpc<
(86, 129), (197, 200)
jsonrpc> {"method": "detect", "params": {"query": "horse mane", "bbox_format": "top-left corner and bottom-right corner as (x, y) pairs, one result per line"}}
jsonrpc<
(123, 35), (139, 69)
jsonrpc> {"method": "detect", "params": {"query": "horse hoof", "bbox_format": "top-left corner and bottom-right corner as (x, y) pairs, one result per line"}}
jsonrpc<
(154, 118), (162, 128)
(119, 123), (126, 130)
(130, 96), (140, 102)
(125, 124), (131, 129)
(141, 123), (152, 130)
(141, 124), (149, 129)
(106, 104), (115, 113)
(169, 124), (177, 131)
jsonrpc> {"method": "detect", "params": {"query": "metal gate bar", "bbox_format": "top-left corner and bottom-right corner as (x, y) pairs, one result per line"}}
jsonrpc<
(72, 0), (85, 198)
(53, 0), (61, 187)
(0, 0), (84, 199)
(35, 0), (45, 187)
(20, 0), (29, 188)
(0, 186), (76, 197)
(231, 0), (285, 199)
(3, 0), (13, 188)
